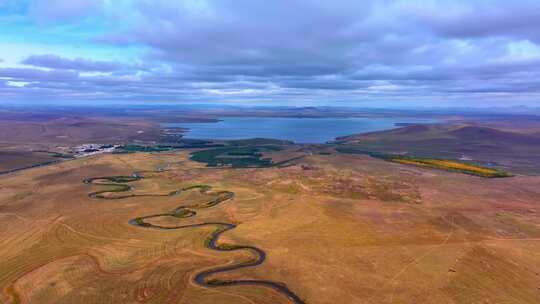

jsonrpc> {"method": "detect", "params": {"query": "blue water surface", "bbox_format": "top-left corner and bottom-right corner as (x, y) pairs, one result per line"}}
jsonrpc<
(163, 117), (435, 144)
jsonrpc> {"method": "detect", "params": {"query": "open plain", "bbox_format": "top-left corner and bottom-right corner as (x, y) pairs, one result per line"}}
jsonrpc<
(2, 147), (540, 304)
(4, 1), (540, 302)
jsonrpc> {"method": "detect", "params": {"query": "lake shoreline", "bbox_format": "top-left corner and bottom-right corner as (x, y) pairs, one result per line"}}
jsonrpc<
(162, 116), (439, 144)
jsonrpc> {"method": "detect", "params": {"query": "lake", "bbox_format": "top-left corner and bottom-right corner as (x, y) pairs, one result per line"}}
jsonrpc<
(164, 117), (436, 144)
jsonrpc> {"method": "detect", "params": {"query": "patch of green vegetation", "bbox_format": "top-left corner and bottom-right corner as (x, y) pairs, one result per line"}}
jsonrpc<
(90, 184), (132, 198)
(182, 184), (212, 192)
(111, 150), (134, 154)
(227, 150), (261, 156)
(115, 145), (172, 153)
(168, 190), (181, 196)
(204, 235), (214, 247)
(391, 157), (512, 178)
(173, 209), (196, 218)
(190, 146), (278, 168)
(336, 146), (512, 178)
(227, 138), (292, 146)
(108, 176), (140, 183)
(131, 217), (152, 227)
(85, 175), (141, 198)
(111, 139), (287, 157)
(206, 279), (228, 286)
(113, 141), (226, 154)
(202, 192), (234, 207)
(216, 243), (242, 250)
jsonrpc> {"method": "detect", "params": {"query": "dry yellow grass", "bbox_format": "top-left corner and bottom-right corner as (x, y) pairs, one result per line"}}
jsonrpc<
(1, 150), (539, 303)
(393, 158), (510, 177)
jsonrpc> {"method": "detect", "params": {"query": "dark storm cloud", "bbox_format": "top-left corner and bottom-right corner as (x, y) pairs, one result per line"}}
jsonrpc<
(3, 0), (540, 105)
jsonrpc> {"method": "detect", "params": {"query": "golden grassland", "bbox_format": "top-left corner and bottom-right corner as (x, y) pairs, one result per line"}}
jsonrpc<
(391, 158), (512, 178)
(1, 150), (540, 303)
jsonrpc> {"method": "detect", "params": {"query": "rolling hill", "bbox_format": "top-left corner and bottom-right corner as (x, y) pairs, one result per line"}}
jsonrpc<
(335, 124), (540, 175)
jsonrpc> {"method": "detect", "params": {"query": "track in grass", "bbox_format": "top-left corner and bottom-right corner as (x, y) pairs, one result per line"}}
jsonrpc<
(84, 171), (305, 304)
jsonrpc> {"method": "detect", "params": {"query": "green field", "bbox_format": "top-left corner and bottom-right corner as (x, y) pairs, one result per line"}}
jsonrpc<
(190, 146), (280, 168)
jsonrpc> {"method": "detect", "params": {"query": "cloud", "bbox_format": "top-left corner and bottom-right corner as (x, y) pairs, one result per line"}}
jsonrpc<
(1, 0), (540, 106)
(105, 0), (381, 75)
(103, 0), (537, 80)
(401, 1), (540, 42)
(0, 67), (78, 82)
(21, 54), (122, 72)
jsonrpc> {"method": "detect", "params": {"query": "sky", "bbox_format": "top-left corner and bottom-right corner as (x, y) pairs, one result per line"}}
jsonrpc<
(0, 0), (540, 107)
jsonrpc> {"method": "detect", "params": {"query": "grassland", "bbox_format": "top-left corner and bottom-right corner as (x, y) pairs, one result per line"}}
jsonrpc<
(113, 141), (225, 154)
(189, 144), (303, 168)
(2, 148), (540, 304)
(85, 173), (304, 303)
(0, 151), (72, 175)
(390, 158), (512, 178)
(335, 146), (512, 178)
(335, 123), (540, 175)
